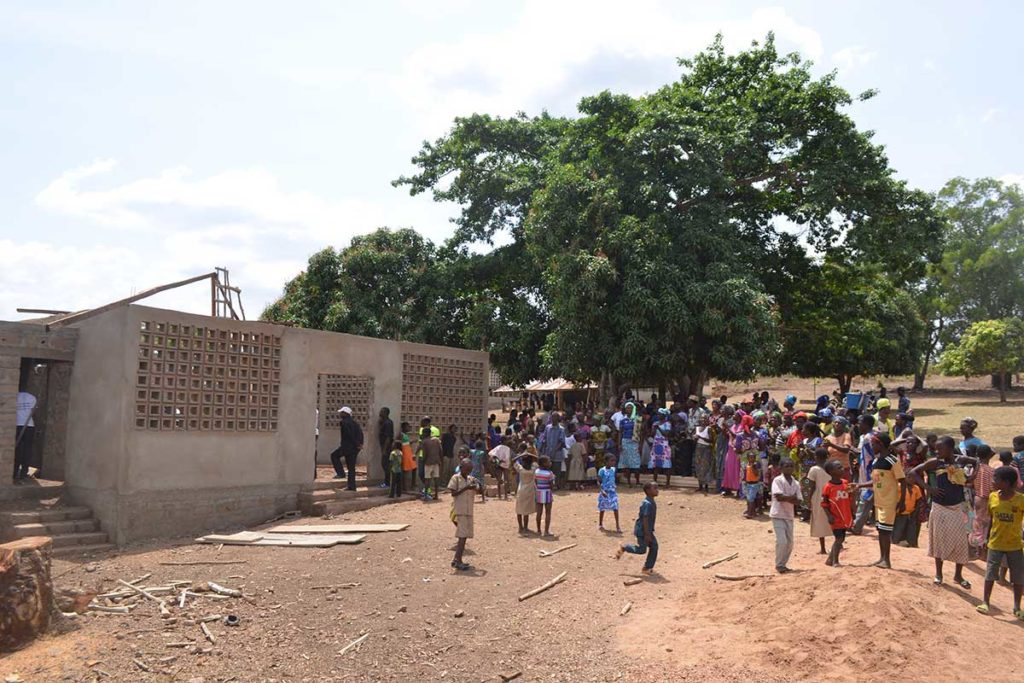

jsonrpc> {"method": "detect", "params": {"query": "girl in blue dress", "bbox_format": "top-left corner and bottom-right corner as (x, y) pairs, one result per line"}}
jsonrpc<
(618, 402), (642, 487)
(598, 455), (621, 532)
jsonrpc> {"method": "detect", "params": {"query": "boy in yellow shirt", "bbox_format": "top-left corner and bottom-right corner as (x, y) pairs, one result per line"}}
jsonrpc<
(978, 466), (1024, 618)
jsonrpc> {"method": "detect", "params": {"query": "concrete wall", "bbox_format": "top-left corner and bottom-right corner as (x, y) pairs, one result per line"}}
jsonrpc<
(0, 322), (78, 495)
(62, 305), (488, 545)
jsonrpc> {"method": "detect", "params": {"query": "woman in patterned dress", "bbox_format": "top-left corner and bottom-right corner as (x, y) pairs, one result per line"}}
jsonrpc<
(650, 409), (673, 487)
(693, 412), (715, 493)
(721, 408), (744, 497)
(597, 454), (621, 532)
(617, 402), (642, 488)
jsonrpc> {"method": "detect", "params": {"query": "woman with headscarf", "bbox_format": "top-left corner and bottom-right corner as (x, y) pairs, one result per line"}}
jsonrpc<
(617, 401), (642, 488)
(650, 408), (674, 487)
(909, 435), (976, 587)
(721, 408), (744, 498)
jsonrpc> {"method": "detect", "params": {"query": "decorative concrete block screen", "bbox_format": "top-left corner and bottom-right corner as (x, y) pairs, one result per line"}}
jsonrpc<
(401, 353), (486, 433)
(135, 321), (281, 431)
(318, 374), (374, 433)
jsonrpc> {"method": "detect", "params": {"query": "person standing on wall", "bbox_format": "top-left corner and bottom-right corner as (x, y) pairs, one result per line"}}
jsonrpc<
(14, 381), (37, 483)
(378, 407), (395, 489)
(333, 406), (364, 491)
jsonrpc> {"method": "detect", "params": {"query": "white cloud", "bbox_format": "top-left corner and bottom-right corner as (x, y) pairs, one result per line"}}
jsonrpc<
(5, 159), (453, 319)
(831, 45), (877, 71)
(393, 2), (824, 129)
(981, 107), (1003, 123)
(999, 174), (1024, 189)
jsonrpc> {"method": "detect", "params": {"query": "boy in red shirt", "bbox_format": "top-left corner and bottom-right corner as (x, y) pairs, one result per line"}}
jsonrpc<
(821, 460), (854, 567)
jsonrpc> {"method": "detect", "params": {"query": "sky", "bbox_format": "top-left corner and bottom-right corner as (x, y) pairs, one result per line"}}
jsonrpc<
(1, 0), (1022, 319)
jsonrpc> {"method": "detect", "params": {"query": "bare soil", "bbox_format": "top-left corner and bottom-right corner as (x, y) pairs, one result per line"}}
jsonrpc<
(6, 482), (1024, 682)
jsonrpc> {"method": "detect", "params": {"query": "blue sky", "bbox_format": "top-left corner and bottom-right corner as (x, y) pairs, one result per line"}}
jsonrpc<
(1, 0), (1021, 319)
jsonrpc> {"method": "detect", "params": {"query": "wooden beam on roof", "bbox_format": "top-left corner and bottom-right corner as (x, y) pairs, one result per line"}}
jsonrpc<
(16, 308), (71, 315)
(46, 272), (218, 330)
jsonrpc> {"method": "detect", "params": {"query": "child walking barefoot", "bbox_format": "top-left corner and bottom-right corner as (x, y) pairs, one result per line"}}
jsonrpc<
(534, 456), (556, 537)
(807, 448), (832, 555)
(615, 482), (659, 574)
(513, 449), (537, 533)
(598, 455), (621, 532)
(448, 458), (481, 571)
(820, 460), (853, 567)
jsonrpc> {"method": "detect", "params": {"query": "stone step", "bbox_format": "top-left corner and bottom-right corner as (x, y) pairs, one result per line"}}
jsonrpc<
(52, 543), (116, 558)
(310, 494), (418, 517)
(49, 532), (110, 549)
(10, 518), (99, 538)
(307, 478), (371, 491)
(0, 506), (93, 526)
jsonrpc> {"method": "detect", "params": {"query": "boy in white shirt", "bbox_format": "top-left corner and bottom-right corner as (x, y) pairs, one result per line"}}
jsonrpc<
(488, 437), (513, 500)
(770, 458), (803, 573)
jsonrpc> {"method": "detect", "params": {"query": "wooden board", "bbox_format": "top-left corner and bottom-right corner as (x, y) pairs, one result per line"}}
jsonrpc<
(264, 524), (409, 534)
(196, 531), (264, 543)
(195, 531), (365, 547)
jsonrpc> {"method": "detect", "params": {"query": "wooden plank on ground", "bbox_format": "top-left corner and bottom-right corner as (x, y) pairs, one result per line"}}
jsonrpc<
(264, 524), (409, 534)
(250, 534), (365, 547)
(195, 531), (264, 544)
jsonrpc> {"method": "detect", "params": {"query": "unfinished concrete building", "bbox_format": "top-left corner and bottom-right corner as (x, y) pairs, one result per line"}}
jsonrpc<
(0, 278), (488, 551)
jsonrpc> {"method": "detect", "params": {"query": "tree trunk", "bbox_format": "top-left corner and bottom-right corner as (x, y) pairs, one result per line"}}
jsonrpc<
(999, 372), (1007, 403)
(991, 372), (1013, 390)
(837, 375), (853, 395)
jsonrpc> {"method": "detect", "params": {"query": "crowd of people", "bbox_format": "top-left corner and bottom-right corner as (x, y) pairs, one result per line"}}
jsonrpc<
(332, 387), (1024, 616)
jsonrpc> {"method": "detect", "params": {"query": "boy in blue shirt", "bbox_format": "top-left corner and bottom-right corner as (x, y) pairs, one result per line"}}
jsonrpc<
(615, 482), (659, 574)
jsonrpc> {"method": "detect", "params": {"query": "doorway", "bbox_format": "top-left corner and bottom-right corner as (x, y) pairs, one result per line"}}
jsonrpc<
(16, 357), (73, 483)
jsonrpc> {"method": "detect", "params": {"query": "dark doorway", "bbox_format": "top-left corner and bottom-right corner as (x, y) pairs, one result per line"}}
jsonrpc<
(17, 358), (73, 482)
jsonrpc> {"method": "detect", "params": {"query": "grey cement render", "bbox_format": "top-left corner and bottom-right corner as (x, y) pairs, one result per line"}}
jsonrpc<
(52, 304), (488, 545)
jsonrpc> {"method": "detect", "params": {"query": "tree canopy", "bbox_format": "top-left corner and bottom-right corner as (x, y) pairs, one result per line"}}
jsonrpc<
(394, 34), (930, 395)
(940, 318), (1024, 402)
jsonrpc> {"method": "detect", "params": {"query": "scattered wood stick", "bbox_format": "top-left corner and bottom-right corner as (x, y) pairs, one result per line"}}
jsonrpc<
(517, 571), (568, 602)
(117, 579), (161, 602)
(165, 642), (195, 648)
(538, 543), (577, 558)
(714, 573), (773, 581)
(127, 573), (152, 586)
(158, 560), (248, 566)
(499, 672), (523, 682)
(87, 604), (130, 614)
(207, 581), (242, 598)
(620, 601), (632, 616)
(132, 659), (151, 672)
(159, 601), (172, 618)
(702, 552), (739, 569)
(310, 582), (360, 590)
(200, 622), (216, 644)
(623, 578), (643, 586)
(179, 590), (187, 609)
(338, 632), (370, 656)
(200, 614), (223, 623)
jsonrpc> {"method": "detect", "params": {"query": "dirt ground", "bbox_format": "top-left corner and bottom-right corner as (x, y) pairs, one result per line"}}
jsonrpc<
(6, 481), (1024, 683)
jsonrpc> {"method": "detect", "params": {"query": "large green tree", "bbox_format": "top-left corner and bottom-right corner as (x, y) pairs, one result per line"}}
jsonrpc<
(781, 262), (927, 394)
(915, 178), (1024, 388)
(397, 35), (924, 396)
(940, 318), (1024, 402)
(261, 228), (466, 346)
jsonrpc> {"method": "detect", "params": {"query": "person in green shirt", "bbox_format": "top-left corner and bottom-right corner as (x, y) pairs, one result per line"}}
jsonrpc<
(978, 466), (1024, 618)
(388, 440), (404, 498)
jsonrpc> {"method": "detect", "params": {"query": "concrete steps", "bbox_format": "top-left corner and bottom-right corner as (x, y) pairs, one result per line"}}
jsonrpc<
(0, 505), (115, 556)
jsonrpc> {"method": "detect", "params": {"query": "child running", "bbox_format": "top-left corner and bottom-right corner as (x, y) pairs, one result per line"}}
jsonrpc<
(598, 454), (621, 532)
(615, 481), (659, 574)
(978, 466), (1024, 618)
(534, 456), (556, 537)
(820, 460), (853, 567)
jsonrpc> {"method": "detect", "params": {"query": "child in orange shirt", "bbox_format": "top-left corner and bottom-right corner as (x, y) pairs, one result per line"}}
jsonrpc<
(742, 451), (763, 519)
(892, 479), (924, 548)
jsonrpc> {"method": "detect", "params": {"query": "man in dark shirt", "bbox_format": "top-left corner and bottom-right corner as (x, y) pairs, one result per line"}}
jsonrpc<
(332, 406), (364, 491)
(378, 407), (395, 489)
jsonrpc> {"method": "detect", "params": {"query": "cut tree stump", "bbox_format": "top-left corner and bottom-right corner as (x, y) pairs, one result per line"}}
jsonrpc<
(0, 537), (55, 652)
